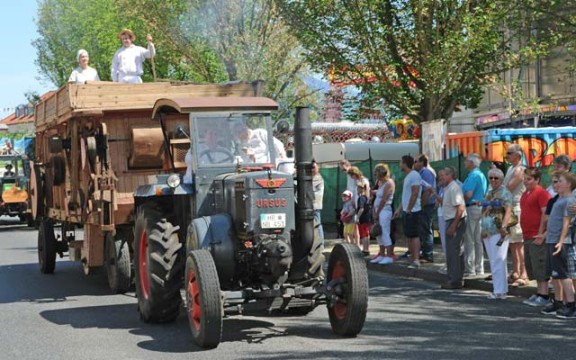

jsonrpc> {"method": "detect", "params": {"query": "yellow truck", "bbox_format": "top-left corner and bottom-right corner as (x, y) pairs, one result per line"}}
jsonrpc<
(0, 154), (33, 225)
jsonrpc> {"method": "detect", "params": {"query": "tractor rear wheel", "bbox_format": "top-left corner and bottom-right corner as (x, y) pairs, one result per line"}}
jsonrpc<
(326, 243), (368, 337)
(185, 249), (222, 349)
(38, 218), (56, 274)
(29, 162), (44, 222)
(134, 204), (183, 323)
(105, 231), (132, 294)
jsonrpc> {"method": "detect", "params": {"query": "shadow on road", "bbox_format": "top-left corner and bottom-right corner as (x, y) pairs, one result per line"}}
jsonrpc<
(40, 302), (301, 353)
(0, 261), (111, 304)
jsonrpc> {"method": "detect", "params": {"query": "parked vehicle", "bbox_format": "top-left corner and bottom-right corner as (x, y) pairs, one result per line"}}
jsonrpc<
(0, 154), (33, 225)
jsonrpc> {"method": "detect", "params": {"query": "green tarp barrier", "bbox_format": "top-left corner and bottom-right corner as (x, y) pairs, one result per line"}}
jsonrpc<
(319, 154), (561, 225)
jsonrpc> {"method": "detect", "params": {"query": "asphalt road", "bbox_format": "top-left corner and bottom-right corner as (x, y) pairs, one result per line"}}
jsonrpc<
(1, 218), (575, 360)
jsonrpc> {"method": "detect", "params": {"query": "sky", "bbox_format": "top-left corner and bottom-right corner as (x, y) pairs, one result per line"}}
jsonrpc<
(0, 1), (53, 118)
(0, 1), (333, 120)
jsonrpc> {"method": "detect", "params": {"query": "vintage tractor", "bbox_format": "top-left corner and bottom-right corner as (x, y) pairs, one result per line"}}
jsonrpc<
(31, 81), (265, 290)
(0, 154), (33, 226)
(133, 98), (369, 349)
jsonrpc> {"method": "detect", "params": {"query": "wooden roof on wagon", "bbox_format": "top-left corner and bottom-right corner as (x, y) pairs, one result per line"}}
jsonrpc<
(152, 97), (278, 118)
(34, 80), (264, 132)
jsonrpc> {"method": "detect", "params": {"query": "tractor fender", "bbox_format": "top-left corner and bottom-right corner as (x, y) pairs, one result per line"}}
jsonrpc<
(133, 182), (195, 199)
(186, 214), (236, 287)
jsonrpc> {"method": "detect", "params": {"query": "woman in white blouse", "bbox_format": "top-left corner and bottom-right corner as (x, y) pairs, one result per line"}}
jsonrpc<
(68, 49), (100, 84)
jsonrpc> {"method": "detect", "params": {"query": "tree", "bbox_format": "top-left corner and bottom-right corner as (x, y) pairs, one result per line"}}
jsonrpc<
(276, 0), (564, 124)
(183, 0), (322, 119)
(34, 0), (226, 86)
(34, 0), (321, 121)
(34, 0), (123, 85)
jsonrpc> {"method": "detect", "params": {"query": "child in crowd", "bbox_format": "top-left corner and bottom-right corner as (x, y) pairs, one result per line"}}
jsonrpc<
(538, 173), (563, 313)
(356, 184), (372, 255)
(341, 190), (357, 245)
(541, 172), (576, 318)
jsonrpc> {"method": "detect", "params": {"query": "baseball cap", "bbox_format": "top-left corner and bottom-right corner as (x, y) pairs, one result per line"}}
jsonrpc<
(342, 190), (353, 197)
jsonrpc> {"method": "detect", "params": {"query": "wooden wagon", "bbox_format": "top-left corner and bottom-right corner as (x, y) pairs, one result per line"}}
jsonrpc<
(32, 80), (263, 292)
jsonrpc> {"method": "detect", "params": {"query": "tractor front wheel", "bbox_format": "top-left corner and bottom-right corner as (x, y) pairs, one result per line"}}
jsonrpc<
(134, 204), (183, 323)
(185, 249), (222, 349)
(326, 243), (368, 337)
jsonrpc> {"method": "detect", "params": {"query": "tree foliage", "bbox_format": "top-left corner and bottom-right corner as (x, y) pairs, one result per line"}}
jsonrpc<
(33, 0), (226, 85)
(33, 0), (320, 120)
(34, 0), (123, 85)
(276, 0), (565, 123)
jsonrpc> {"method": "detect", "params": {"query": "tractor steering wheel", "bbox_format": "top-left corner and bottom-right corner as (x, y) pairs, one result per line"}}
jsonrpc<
(199, 148), (235, 164)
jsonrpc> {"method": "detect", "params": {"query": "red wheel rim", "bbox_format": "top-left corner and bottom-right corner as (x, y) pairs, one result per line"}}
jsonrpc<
(187, 269), (201, 331)
(331, 260), (347, 320)
(138, 229), (150, 299)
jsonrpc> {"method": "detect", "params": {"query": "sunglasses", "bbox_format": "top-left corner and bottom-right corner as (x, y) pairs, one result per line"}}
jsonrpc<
(489, 177), (501, 180)
(553, 180), (559, 183)
(506, 152), (514, 155)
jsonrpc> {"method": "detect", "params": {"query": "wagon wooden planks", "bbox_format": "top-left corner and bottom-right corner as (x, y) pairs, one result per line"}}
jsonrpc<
(35, 81), (263, 132)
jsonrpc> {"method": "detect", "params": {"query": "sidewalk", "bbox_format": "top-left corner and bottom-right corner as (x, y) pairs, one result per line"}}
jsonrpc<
(323, 237), (538, 298)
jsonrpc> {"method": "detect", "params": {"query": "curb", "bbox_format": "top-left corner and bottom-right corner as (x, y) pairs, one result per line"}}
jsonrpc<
(324, 239), (536, 298)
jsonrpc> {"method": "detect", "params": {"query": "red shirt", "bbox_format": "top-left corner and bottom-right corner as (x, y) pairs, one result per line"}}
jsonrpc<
(519, 185), (551, 239)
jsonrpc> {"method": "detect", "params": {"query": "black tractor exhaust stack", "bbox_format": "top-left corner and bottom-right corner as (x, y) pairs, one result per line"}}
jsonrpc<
(290, 107), (315, 279)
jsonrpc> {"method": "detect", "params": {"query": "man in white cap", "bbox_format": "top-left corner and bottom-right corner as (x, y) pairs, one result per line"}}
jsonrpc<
(111, 29), (156, 83)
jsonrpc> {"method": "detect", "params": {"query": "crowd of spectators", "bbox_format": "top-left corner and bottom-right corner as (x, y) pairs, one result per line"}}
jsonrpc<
(313, 152), (576, 319)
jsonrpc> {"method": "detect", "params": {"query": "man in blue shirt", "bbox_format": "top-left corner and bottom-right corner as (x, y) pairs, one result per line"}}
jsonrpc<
(414, 154), (437, 262)
(461, 153), (488, 276)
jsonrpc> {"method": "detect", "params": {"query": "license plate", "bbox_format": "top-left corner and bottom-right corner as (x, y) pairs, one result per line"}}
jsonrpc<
(260, 213), (286, 229)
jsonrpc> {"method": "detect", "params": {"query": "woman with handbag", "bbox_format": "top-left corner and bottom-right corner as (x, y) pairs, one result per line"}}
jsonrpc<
(370, 163), (396, 265)
(481, 168), (515, 299)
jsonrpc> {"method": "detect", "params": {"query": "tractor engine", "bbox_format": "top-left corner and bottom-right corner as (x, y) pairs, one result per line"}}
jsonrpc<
(212, 169), (296, 287)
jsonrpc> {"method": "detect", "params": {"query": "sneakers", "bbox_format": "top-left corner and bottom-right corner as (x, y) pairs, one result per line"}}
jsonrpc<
(437, 266), (448, 275)
(370, 255), (384, 264)
(407, 261), (421, 269)
(378, 257), (394, 265)
(556, 305), (576, 319)
(398, 251), (410, 259)
(523, 295), (550, 307)
(541, 301), (563, 315)
(487, 293), (507, 300)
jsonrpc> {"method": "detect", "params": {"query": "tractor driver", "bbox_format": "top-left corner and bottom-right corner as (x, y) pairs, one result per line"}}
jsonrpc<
(198, 127), (234, 165)
(4, 163), (15, 177)
(233, 122), (286, 164)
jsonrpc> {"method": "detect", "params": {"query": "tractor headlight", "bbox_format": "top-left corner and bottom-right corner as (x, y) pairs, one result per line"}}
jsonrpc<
(166, 174), (181, 189)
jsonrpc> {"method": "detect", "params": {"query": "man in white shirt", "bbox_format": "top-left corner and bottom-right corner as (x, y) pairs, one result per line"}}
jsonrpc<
(393, 155), (422, 268)
(111, 29), (156, 83)
(234, 122), (286, 164)
(312, 159), (325, 241)
(441, 166), (468, 289)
